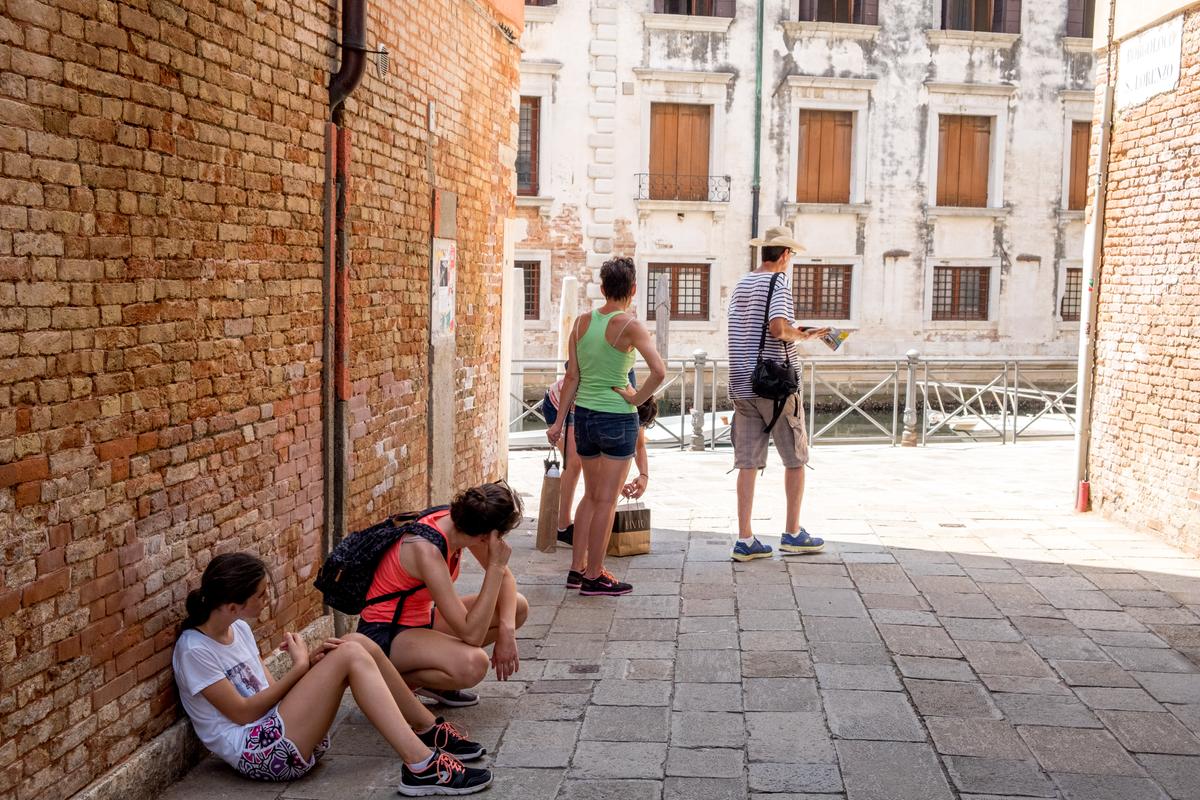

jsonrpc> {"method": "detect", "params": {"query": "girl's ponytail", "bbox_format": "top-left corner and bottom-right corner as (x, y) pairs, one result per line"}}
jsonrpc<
(178, 553), (267, 636)
(180, 587), (211, 633)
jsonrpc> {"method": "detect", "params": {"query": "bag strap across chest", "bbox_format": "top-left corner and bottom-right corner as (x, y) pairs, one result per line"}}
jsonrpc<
(756, 272), (789, 366)
(363, 521), (451, 626)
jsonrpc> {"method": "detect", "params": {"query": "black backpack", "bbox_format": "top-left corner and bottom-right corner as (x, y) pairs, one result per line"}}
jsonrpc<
(750, 271), (800, 433)
(314, 505), (449, 616)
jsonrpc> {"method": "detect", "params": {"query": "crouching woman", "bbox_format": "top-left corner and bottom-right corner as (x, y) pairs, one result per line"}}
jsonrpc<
(173, 552), (492, 796)
(357, 482), (529, 706)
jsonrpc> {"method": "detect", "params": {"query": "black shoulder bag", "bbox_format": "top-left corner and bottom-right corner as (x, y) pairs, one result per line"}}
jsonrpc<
(750, 272), (800, 434)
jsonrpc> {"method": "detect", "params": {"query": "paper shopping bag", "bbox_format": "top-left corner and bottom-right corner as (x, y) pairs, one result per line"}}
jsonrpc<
(607, 501), (650, 557)
(536, 450), (561, 553)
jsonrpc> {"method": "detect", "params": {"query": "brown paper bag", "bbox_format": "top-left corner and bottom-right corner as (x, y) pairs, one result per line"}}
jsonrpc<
(536, 450), (561, 553)
(607, 501), (650, 557)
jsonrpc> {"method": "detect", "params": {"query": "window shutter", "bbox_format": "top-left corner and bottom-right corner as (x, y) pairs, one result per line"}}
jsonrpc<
(937, 115), (958, 206)
(830, 112), (852, 203)
(1066, 0), (1084, 35)
(1000, 0), (1020, 33)
(649, 103), (710, 200)
(678, 104), (711, 200)
(649, 103), (676, 200)
(965, 116), (990, 207)
(938, 115), (990, 207)
(798, 110), (852, 203)
(1069, 121), (1090, 211)
(713, 0), (736, 18)
(857, 0), (879, 25)
(653, 0), (667, 13)
(798, 0), (816, 20)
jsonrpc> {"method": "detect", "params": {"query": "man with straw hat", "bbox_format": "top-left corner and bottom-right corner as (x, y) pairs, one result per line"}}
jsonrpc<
(726, 226), (830, 562)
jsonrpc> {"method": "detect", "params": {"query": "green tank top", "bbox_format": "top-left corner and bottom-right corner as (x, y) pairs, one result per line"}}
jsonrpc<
(574, 309), (637, 414)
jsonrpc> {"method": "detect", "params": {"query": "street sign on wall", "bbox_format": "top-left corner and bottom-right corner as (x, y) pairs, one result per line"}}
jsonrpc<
(1118, 15), (1183, 110)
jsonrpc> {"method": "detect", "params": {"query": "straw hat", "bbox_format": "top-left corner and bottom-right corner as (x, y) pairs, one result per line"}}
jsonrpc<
(748, 225), (804, 253)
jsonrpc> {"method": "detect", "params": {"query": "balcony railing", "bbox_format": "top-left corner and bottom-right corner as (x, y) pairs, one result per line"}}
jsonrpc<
(636, 173), (731, 203)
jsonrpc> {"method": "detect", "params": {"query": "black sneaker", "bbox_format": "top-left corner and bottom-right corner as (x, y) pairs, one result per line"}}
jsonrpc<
(415, 687), (479, 707)
(566, 569), (584, 589)
(556, 523), (574, 545)
(417, 717), (485, 761)
(579, 570), (632, 597)
(398, 750), (492, 796)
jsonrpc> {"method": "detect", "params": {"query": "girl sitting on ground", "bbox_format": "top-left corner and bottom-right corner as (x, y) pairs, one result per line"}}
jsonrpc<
(356, 482), (529, 706)
(173, 552), (491, 796)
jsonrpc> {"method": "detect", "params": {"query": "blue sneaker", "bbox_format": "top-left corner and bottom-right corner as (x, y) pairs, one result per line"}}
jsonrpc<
(732, 537), (773, 562)
(780, 529), (824, 555)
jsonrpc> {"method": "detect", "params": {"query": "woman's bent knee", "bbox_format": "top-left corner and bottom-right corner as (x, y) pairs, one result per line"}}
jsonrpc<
(457, 648), (490, 686)
(515, 593), (529, 628)
(332, 638), (373, 665)
(342, 632), (383, 657)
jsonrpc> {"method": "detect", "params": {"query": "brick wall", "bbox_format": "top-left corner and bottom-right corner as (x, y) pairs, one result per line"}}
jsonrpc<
(1089, 10), (1200, 553)
(0, 1), (519, 798)
(515, 204), (587, 354)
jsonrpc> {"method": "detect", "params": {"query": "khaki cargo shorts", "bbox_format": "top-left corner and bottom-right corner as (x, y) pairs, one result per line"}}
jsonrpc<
(731, 394), (809, 470)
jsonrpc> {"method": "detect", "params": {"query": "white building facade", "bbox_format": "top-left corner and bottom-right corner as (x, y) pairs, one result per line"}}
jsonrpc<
(513, 0), (1096, 360)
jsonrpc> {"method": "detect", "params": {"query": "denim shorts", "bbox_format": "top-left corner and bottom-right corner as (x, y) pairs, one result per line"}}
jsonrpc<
(356, 619), (432, 657)
(541, 392), (574, 427)
(574, 405), (638, 459)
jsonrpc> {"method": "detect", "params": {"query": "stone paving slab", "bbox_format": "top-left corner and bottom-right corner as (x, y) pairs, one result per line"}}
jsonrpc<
(162, 443), (1200, 800)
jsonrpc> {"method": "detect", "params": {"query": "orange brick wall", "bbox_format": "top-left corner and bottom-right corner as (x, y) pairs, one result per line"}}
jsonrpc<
(515, 204), (587, 354)
(0, 0), (518, 797)
(1089, 11), (1200, 552)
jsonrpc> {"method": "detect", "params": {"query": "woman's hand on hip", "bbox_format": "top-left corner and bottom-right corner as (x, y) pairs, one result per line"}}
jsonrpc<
(612, 384), (637, 403)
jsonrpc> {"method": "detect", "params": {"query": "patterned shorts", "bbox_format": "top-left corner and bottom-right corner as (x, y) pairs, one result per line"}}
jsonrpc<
(235, 710), (329, 781)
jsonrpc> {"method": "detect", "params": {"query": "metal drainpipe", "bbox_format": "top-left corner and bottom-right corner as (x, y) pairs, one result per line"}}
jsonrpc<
(1072, 0), (1117, 512)
(750, 0), (765, 244)
(323, 0), (368, 636)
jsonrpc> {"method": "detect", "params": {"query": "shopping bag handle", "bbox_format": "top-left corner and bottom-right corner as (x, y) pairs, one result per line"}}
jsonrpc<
(544, 446), (561, 471)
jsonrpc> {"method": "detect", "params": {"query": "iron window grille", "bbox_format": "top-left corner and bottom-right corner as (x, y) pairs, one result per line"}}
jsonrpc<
(517, 97), (540, 196)
(1061, 267), (1082, 322)
(794, 264), (853, 319)
(932, 266), (990, 321)
(647, 264), (710, 321)
(517, 259), (540, 320)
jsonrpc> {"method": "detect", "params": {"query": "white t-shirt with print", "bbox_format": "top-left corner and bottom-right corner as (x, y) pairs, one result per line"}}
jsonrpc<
(173, 619), (273, 766)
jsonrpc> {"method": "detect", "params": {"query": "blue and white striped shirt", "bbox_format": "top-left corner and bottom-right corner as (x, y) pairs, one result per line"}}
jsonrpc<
(727, 271), (798, 400)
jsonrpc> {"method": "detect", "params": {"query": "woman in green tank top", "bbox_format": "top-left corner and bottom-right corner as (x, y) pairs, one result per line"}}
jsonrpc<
(546, 258), (666, 597)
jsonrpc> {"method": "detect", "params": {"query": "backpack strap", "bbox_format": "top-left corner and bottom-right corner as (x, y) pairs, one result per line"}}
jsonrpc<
(360, 519), (451, 626)
(763, 396), (787, 435)
(762, 393), (801, 436)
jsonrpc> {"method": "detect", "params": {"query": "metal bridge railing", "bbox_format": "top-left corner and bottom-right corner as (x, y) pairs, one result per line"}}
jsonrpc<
(507, 352), (1077, 450)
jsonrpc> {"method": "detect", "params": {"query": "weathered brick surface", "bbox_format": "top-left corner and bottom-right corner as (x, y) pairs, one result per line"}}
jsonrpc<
(515, 204), (587, 353)
(1089, 12), (1200, 553)
(0, 1), (519, 798)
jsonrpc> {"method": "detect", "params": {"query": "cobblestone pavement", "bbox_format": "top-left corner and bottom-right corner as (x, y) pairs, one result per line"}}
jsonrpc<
(164, 441), (1200, 800)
